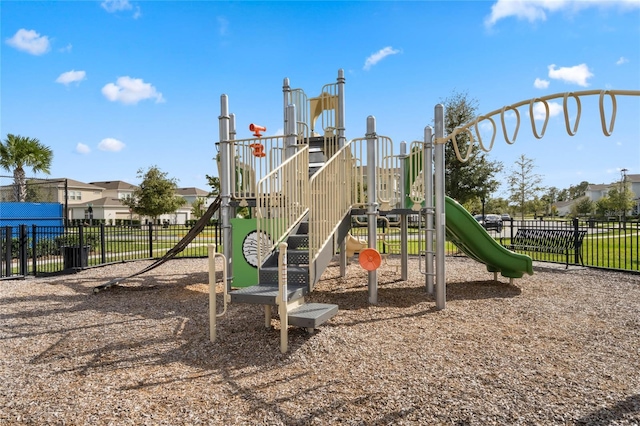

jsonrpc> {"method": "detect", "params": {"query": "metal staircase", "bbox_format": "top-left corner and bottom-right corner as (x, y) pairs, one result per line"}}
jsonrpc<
(229, 136), (339, 331)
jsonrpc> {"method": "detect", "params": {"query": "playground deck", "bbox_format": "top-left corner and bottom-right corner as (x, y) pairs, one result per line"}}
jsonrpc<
(2, 257), (639, 425)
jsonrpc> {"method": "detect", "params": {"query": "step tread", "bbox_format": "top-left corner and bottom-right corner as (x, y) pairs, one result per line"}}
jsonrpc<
(230, 284), (307, 304)
(288, 303), (339, 329)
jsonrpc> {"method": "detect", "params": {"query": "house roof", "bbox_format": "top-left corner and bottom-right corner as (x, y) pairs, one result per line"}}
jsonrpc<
(553, 199), (576, 209)
(89, 180), (138, 191)
(587, 184), (609, 191)
(176, 187), (210, 197)
(48, 178), (102, 190)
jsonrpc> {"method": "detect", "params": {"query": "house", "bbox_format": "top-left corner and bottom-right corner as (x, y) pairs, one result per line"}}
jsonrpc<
(552, 199), (576, 217)
(1, 177), (213, 225)
(585, 174), (640, 216)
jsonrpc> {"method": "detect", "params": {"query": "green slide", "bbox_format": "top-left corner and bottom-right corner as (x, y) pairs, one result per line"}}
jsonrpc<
(445, 196), (533, 279)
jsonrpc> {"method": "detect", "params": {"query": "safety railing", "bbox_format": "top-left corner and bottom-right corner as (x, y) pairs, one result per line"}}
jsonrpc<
(228, 135), (286, 205)
(309, 143), (355, 266)
(347, 136), (401, 210)
(255, 146), (309, 267)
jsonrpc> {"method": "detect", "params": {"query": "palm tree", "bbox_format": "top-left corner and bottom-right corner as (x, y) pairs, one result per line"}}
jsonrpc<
(0, 134), (53, 201)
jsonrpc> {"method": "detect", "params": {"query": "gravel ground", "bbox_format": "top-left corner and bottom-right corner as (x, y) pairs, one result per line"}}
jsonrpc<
(1, 256), (639, 425)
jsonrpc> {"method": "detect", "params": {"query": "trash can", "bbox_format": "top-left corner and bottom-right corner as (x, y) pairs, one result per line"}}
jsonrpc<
(62, 245), (89, 269)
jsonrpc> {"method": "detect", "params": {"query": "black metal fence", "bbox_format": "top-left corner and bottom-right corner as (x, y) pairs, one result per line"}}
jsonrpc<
(479, 218), (639, 272)
(1, 222), (221, 279)
(2, 217), (638, 279)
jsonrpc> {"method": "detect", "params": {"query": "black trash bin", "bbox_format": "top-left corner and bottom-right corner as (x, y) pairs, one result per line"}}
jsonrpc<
(62, 245), (89, 269)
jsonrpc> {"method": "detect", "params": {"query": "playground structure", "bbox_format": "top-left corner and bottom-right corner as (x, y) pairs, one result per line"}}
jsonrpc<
(205, 70), (639, 353)
(86, 69), (638, 353)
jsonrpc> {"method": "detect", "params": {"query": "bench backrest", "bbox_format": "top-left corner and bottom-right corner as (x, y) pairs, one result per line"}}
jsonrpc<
(512, 228), (587, 250)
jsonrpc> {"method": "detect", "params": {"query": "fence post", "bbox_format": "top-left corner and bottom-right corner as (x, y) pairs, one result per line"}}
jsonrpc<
(100, 223), (106, 264)
(148, 223), (154, 258)
(2, 226), (11, 277)
(573, 217), (580, 265)
(19, 224), (28, 276)
(31, 225), (37, 276)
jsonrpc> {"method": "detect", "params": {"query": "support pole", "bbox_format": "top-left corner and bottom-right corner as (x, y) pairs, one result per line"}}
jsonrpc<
(366, 116), (378, 304)
(434, 105), (446, 310)
(399, 141), (408, 281)
(285, 104), (297, 160)
(278, 242), (289, 353)
(425, 126), (434, 294)
(337, 69), (347, 278)
(337, 69), (346, 150)
(219, 95), (233, 291)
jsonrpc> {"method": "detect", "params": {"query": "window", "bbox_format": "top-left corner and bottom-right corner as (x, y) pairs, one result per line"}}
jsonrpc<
(69, 190), (82, 201)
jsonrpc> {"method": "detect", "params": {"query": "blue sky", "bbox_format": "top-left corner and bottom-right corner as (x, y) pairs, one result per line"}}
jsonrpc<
(2, 0), (639, 198)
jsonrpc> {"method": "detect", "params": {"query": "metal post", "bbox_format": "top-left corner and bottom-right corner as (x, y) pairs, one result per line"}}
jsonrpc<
(283, 77), (290, 126)
(337, 69), (346, 150)
(366, 116), (378, 304)
(209, 245), (217, 342)
(425, 126), (434, 295)
(399, 141), (408, 281)
(278, 242), (289, 353)
(285, 104), (297, 160)
(337, 69), (347, 278)
(219, 94), (233, 291)
(434, 105), (446, 310)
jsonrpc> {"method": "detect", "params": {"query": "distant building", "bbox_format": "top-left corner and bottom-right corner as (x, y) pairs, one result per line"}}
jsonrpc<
(586, 174), (640, 216)
(0, 177), (214, 225)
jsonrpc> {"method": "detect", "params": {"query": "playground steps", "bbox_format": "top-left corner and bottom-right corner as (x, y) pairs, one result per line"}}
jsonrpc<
(229, 216), (339, 330)
(307, 136), (329, 177)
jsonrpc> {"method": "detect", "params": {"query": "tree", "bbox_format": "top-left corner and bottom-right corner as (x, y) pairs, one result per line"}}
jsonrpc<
(598, 184), (635, 220)
(0, 134), (53, 202)
(568, 181), (590, 200)
(507, 154), (545, 219)
(205, 174), (220, 197)
(191, 197), (207, 219)
(442, 91), (503, 205)
(121, 166), (185, 235)
(572, 197), (595, 218)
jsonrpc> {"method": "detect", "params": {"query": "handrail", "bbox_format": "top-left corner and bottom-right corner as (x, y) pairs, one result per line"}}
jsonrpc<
(309, 141), (357, 266)
(255, 146), (309, 267)
(229, 135), (286, 203)
(439, 89), (640, 162)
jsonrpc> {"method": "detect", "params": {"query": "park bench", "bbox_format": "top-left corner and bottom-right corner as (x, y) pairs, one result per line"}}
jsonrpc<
(504, 228), (587, 268)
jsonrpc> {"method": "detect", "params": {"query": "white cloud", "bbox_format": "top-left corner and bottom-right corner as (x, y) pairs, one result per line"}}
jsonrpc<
(59, 43), (73, 53)
(532, 100), (563, 120)
(616, 56), (629, 65)
(56, 70), (86, 86)
(548, 63), (593, 87)
(363, 46), (401, 71)
(533, 78), (550, 89)
(101, 76), (165, 104)
(5, 29), (50, 55)
(485, 0), (640, 28)
(98, 138), (126, 152)
(101, 0), (132, 13)
(76, 143), (91, 154)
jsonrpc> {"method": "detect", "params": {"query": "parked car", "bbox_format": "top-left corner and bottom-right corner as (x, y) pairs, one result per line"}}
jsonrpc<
(501, 213), (512, 221)
(473, 214), (503, 232)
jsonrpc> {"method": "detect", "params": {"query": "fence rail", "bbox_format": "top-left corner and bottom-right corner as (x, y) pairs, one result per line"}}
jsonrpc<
(2, 216), (638, 279)
(1, 222), (221, 279)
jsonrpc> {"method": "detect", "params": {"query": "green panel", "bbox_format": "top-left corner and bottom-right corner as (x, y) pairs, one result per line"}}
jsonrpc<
(231, 218), (259, 288)
(231, 218), (282, 287)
